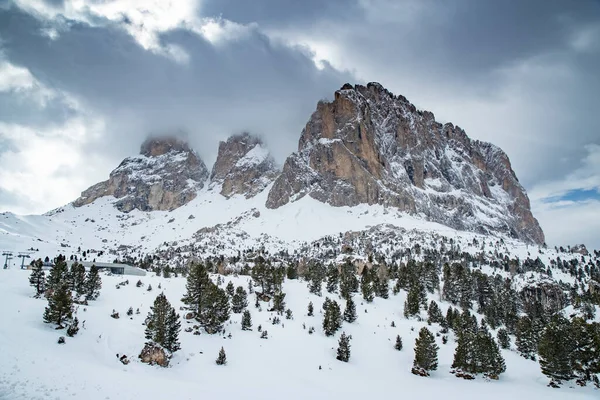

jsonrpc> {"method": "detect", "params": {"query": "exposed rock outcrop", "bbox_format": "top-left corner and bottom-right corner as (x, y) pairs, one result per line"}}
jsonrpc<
(266, 82), (545, 244)
(139, 342), (169, 367)
(73, 137), (209, 212)
(210, 133), (278, 198)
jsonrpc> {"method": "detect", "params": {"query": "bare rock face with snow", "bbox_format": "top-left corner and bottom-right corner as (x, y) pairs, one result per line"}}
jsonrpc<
(210, 133), (278, 199)
(73, 137), (209, 212)
(266, 82), (544, 244)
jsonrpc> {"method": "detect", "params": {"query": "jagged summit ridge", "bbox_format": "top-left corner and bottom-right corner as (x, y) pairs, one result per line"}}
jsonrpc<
(73, 136), (209, 212)
(266, 82), (544, 244)
(210, 132), (278, 199)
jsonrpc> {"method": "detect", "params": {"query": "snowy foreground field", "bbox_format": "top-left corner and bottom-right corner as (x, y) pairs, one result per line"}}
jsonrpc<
(0, 268), (595, 400)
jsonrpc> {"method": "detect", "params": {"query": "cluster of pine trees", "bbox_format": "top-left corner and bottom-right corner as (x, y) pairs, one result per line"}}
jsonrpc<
(33, 256), (102, 333)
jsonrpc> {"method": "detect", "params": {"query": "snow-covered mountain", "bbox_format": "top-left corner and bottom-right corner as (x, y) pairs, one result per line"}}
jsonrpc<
(0, 83), (598, 400)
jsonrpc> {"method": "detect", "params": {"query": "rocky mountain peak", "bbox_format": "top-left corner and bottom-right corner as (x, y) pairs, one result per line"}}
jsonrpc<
(210, 132), (278, 198)
(73, 136), (209, 212)
(140, 136), (192, 157)
(267, 82), (545, 244)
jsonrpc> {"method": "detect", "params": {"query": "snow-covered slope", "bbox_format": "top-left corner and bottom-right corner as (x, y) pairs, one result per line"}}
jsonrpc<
(1, 268), (597, 400)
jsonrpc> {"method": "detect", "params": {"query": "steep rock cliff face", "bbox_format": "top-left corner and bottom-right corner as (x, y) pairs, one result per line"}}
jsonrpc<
(266, 82), (544, 244)
(210, 133), (278, 199)
(73, 137), (209, 212)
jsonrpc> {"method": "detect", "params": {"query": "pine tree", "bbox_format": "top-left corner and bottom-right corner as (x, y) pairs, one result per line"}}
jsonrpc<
(66, 317), (79, 337)
(497, 328), (511, 349)
(323, 299), (342, 336)
(412, 327), (438, 376)
(241, 309), (252, 330)
(231, 286), (248, 313)
(476, 326), (506, 378)
(538, 315), (574, 386)
(326, 263), (339, 294)
(375, 273), (389, 299)
(427, 300), (444, 324)
(226, 281), (235, 297)
(43, 282), (73, 328)
(404, 283), (421, 318)
(181, 262), (211, 320)
(70, 263), (87, 298)
(336, 332), (352, 362)
(200, 284), (230, 334)
(343, 297), (357, 323)
(29, 259), (46, 298)
(516, 316), (537, 360)
(570, 317), (600, 386)
(395, 335), (403, 351)
(272, 291), (286, 313)
(47, 256), (68, 293)
(360, 268), (375, 303)
(145, 293), (181, 353)
(84, 265), (102, 301)
(307, 301), (314, 316)
(216, 347), (227, 365)
(339, 262), (358, 300)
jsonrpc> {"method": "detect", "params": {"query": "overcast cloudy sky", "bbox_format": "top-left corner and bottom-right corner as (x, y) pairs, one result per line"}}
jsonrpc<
(0, 0), (598, 249)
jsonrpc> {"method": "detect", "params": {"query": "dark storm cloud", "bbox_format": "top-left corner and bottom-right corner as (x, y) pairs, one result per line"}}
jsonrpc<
(0, 6), (350, 166)
(203, 0), (600, 188)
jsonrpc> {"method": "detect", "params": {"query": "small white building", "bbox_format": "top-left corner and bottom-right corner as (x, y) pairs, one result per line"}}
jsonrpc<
(39, 260), (146, 276)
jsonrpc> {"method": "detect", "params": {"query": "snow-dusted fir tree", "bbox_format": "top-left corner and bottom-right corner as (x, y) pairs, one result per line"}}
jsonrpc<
(395, 335), (403, 351)
(70, 263), (87, 298)
(200, 284), (230, 334)
(231, 286), (248, 313)
(43, 282), (73, 329)
(46, 256), (68, 293)
(516, 315), (537, 360)
(181, 262), (211, 319)
(84, 265), (102, 301)
(307, 301), (314, 316)
(216, 347), (227, 365)
(226, 281), (235, 297)
(538, 315), (573, 387)
(323, 299), (342, 336)
(427, 300), (444, 324)
(145, 293), (181, 353)
(412, 327), (438, 376)
(343, 297), (357, 323)
(29, 259), (46, 298)
(241, 309), (252, 331)
(336, 332), (352, 362)
(497, 328), (511, 349)
(326, 263), (339, 294)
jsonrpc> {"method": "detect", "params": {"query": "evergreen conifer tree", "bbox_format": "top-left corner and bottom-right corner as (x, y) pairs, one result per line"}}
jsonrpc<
(570, 317), (600, 385)
(200, 284), (230, 333)
(497, 328), (511, 349)
(323, 299), (342, 336)
(181, 262), (211, 320)
(412, 327), (439, 376)
(427, 300), (444, 324)
(360, 268), (375, 303)
(29, 259), (46, 298)
(66, 317), (79, 337)
(307, 301), (314, 316)
(375, 273), (390, 299)
(404, 283), (421, 318)
(216, 347), (227, 365)
(70, 263), (86, 298)
(326, 263), (339, 294)
(231, 286), (248, 313)
(272, 291), (286, 313)
(336, 332), (352, 362)
(47, 256), (68, 293)
(516, 316), (537, 360)
(84, 265), (102, 301)
(476, 326), (506, 378)
(43, 282), (73, 328)
(144, 293), (181, 353)
(343, 297), (357, 323)
(241, 309), (252, 331)
(538, 315), (574, 386)
(226, 281), (235, 297)
(395, 335), (403, 350)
